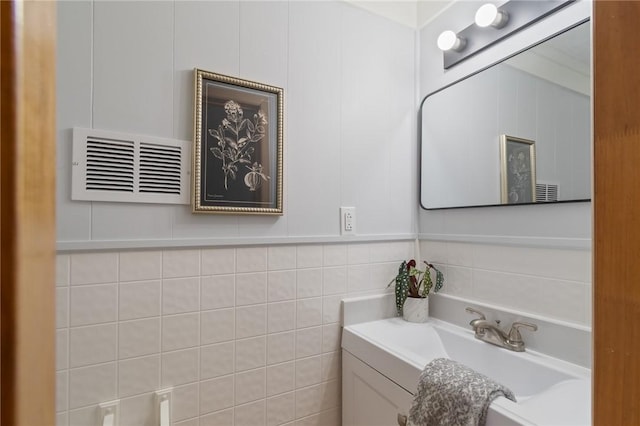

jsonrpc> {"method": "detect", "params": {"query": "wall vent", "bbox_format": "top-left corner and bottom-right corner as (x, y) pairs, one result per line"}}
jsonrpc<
(536, 183), (559, 202)
(72, 127), (191, 204)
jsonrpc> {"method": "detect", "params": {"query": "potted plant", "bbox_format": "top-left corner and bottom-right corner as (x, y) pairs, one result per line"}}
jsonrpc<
(388, 259), (444, 322)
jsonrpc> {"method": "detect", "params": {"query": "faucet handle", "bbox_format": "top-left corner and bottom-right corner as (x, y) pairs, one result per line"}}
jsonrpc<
(465, 307), (486, 320)
(507, 321), (538, 344)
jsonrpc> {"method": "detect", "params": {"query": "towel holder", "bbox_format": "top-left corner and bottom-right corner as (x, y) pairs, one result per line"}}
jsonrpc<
(155, 388), (172, 426)
(98, 400), (119, 426)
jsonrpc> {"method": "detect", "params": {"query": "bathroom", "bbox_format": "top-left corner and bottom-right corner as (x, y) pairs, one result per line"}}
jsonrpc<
(3, 0), (637, 425)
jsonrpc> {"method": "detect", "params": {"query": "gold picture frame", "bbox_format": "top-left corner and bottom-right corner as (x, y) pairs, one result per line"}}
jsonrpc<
(500, 134), (536, 204)
(193, 68), (283, 215)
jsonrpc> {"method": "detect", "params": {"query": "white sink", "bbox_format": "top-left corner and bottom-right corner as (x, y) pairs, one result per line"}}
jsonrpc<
(341, 317), (591, 425)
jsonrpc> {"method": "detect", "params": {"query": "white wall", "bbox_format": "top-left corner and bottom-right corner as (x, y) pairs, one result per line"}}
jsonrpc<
(418, 0), (592, 248)
(56, 1), (417, 250)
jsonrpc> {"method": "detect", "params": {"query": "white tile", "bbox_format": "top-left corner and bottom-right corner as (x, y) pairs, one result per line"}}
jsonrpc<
(162, 348), (199, 387)
(119, 280), (161, 320)
(70, 284), (117, 326)
(236, 305), (267, 339)
(162, 313), (199, 351)
(440, 265), (472, 298)
(347, 243), (371, 265)
(346, 264), (370, 294)
(321, 351), (341, 381)
(200, 375), (235, 415)
(57, 254), (70, 286)
(420, 240), (448, 264)
(295, 384), (322, 419)
(323, 244), (347, 266)
(175, 418), (199, 426)
(320, 380), (341, 410)
(296, 298), (322, 329)
(201, 274), (235, 310)
(236, 273), (267, 306)
(119, 250), (162, 282)
(371, 241), (414, 263)
(68, 406), (94, 426)
(69, 323), (116, 368)
(237, 247), (267, 273)
(201, 342), (235, 379)
(119, 393), (155, 426)
(118, 355), (160, 397)
(201, 308), (235, 344)
(68, 362), (116, 409)
(322, 295), (343, 324)
(322, 324), (341, 353)
(235, 368), (266, 405)
(267, 331), (295, 365)
(235, 399), (266, 426)
(296, 245), (323, 269)
(70, 252), (118, 285)
(119, 317), (160, 359)
(268, 246), (296, 271)
(296, 269), (322, 299)
(266, 361), (294, 397)
(267, 392), (295, 426)
(163, 277), (200, 314)
(295, 356), (322, 388)
(268, 301), (295, 333)
(268, 270), (296, 302)
(236, 336), (266, 372)
(57, 370), (68, 412)
(172, 383), (199, 423)
(57, 329), (68, 370)
(200, 408), (234, 426)
(201, 247), (236, 275)
(322, 267), (346, 295)
(57, 287), (68, 329)
(57, 412), (68, 426)
(295, 327), (322, 359)
(163, 249), (200, 278)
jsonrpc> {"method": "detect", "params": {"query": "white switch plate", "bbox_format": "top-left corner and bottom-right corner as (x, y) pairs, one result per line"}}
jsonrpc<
(340, 207), (356, 235)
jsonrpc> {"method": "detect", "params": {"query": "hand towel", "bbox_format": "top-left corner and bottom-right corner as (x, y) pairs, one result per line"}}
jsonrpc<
(407, 358), (516, 426)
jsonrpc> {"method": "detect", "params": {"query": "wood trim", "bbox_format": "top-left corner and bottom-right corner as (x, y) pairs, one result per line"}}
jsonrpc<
(0, 1), (56, 424)
(593, 1), (640, 424)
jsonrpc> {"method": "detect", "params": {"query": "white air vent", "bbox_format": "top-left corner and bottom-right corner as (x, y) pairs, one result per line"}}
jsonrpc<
(72, 128), (191, 204)
(536, 183), (559, 202)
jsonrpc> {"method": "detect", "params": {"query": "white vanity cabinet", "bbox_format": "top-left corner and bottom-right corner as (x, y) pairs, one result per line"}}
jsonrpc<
(342, 350), (414, 426)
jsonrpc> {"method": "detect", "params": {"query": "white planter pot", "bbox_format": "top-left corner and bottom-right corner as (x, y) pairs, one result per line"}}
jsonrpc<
(402, 297), (429, 323)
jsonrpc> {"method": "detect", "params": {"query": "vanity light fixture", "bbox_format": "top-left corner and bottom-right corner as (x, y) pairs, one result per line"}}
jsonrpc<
(440, 0), (574, 69)
(437, 30), (466, 52)
(475, 3), (509, 29)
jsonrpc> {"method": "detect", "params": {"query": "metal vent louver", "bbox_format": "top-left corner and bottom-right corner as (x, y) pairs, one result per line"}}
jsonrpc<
(72, 128), (191, 205)
(536, 183), (559, 202)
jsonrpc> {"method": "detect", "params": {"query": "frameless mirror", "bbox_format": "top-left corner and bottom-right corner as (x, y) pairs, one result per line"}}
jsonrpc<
(420, 20), (591, 209)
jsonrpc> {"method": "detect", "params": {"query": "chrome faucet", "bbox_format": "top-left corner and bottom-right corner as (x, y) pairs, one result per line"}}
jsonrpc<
(465, 307), (537, 352)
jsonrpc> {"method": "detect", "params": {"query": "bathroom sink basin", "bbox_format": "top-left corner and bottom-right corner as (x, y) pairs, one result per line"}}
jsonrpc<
(341, 317), (591, 425)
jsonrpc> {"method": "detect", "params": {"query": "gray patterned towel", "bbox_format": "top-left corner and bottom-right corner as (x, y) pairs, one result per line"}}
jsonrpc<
(407, 358), (516, 426)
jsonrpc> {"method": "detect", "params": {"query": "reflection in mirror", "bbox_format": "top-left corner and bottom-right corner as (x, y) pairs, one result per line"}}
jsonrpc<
(420, 20), (591, 209)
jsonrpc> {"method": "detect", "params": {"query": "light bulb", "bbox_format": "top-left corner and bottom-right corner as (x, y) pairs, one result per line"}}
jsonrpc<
(475, 3), (508, 28)
(437, 30), (465, 52)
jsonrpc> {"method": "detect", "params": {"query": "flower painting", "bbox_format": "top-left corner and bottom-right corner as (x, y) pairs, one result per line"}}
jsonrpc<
(193, 69), (283, 215)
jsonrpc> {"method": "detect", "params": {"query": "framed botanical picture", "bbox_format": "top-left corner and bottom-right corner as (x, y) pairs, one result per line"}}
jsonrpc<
(500, 134), (536, 204)
(193, 68), (283, 214)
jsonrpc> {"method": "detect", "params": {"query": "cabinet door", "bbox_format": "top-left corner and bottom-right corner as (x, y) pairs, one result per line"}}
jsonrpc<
(342, 350), (414, 426)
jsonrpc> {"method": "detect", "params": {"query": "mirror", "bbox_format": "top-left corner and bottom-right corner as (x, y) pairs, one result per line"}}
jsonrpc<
(420, 20), (591, 209)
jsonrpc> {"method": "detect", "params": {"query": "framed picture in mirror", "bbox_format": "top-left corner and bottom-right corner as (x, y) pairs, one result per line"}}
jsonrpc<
(193, 68), (284, 215)
(500, 135), (536, 204)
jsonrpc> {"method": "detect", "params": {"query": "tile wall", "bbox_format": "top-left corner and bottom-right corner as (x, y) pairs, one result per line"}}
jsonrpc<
(55, 240), (414, 426)
(421, 240), (592, 327)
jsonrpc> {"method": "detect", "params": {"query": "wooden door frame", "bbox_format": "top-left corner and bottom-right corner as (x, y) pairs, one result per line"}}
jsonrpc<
(593, 1), (640, 424)
(1, 1), (57, 424)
